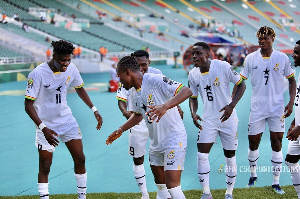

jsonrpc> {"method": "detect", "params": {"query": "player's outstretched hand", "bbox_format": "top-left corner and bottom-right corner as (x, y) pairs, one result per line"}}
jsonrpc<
(191, 113), (202, 130)
(287, 126), (300, 141)
(284, 102), (293, 118)
(146, 105), (167, 123)
(43, 128), (59, 146)
(94, 111), (103, 130)
(219, 104), (234, 122)
(106, 128), (123, 145)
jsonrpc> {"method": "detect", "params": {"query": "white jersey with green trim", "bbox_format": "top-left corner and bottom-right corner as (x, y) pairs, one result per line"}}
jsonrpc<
(295, 75), (300, 126)
(116, 67), (162, 132)
(240, 49), (294, 120)
(131, 73), (187, 152)
(25, 62), (83, 130)
(188, 59), (241, 123)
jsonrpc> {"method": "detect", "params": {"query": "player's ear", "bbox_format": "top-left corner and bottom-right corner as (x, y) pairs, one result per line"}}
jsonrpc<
(206, 51), (210, 59)
(148, 60), (151, 66)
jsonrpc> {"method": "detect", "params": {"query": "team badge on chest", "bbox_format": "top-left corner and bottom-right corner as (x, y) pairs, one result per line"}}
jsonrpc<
(213, 77), (220, 86)
(147, 94), (154, 105)
(273, 63), (279, 71)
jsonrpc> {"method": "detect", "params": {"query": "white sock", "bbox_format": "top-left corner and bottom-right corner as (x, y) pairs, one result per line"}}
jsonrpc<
(134, 164), (148, 196)
(168, 185), (186, 199)
(198, 152), (210, 194)
(156, 184), (171, 199)
(38, 183), (49, 199)
(225, 156), (237, 195)
(286, 161), (300, 198)
(271, 150), (282, 185)
(75, 173), (87, 199)
(248, 149), (259, 178)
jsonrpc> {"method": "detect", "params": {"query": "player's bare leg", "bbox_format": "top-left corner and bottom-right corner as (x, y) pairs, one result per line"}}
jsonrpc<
(38, 149), (53, 199)
(66, 139), (87, 199)
(151, 165), (171, 199)
(165, 170), (185, 198)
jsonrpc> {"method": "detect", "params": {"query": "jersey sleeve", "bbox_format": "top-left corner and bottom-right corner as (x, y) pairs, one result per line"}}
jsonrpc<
(240, 55), (251, 80)
(130, 90), (141, 114)
(158, 75), (184, 98)
(188, 72), (198, 98)
(116, 83), (129, 102)
(283, 55), (294, 79)
(25, 70), (41, 100)
(225, 63), (242, 85)
(70, 65), (84, 88)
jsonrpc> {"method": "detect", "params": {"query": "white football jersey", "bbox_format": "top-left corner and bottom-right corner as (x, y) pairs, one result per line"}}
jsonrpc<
(295, 75), (300, 126)
(116, 67), (162, 132)
(25, 62), (83, 131)
(188, 59), (242, 123)
(131, 73), (187, 152)
(147, 67), (162, 75)
(240, 49), (294, 121)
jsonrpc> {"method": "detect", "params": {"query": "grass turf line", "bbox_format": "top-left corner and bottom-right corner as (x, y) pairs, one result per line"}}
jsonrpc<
(1, 185), (298, 199)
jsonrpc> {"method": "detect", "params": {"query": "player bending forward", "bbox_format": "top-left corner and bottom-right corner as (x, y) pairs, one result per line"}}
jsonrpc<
(107, 55), (192, 199)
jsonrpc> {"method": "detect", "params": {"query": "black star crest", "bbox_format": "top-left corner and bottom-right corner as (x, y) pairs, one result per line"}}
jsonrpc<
(263, 68), (270, 75)
(204, 85), (211, 91)
(56, 85), (62, 92)
(141, 103), (147, 112)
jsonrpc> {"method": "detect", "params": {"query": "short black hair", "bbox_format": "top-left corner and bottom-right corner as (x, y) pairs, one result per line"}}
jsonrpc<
(296, 40), (300, 45)
(193, 42), (210, 51)
(256, 26), (276, 38)
(51, 40), (75, 55)
(117, 54), (140, 73)
(133, 50), (149, 59)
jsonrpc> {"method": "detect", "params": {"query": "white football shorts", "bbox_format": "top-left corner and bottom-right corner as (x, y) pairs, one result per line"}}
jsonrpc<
(35, 122), (82, 153)
(128, 127), (149, 158)
(197, 119), (238, 151)
(149, 145), (186, 171)
(248, 115), (285, 135)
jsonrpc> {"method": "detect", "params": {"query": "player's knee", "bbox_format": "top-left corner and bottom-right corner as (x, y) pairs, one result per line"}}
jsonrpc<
(39, 163), (51, 175)
(286, 155), (300, 164)
(133, 156), (144, 165)
(74, 154), (86, 167)
(224, 150), (235, 158)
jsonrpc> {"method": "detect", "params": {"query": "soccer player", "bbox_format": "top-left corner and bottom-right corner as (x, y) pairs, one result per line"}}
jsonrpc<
(117, 50), (167, 199)
(188, 42), (246, 199)
(107, 55), (192, 199)
(240, 26), (296, 194)
(24, 40), (103, 199)
(285, 40), (300, 199)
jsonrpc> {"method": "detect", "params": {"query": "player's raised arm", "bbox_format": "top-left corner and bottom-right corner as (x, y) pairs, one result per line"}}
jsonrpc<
(106, 113), (143, 145)
(146, 86), (192, 123)
(75, 87), (103, 130)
